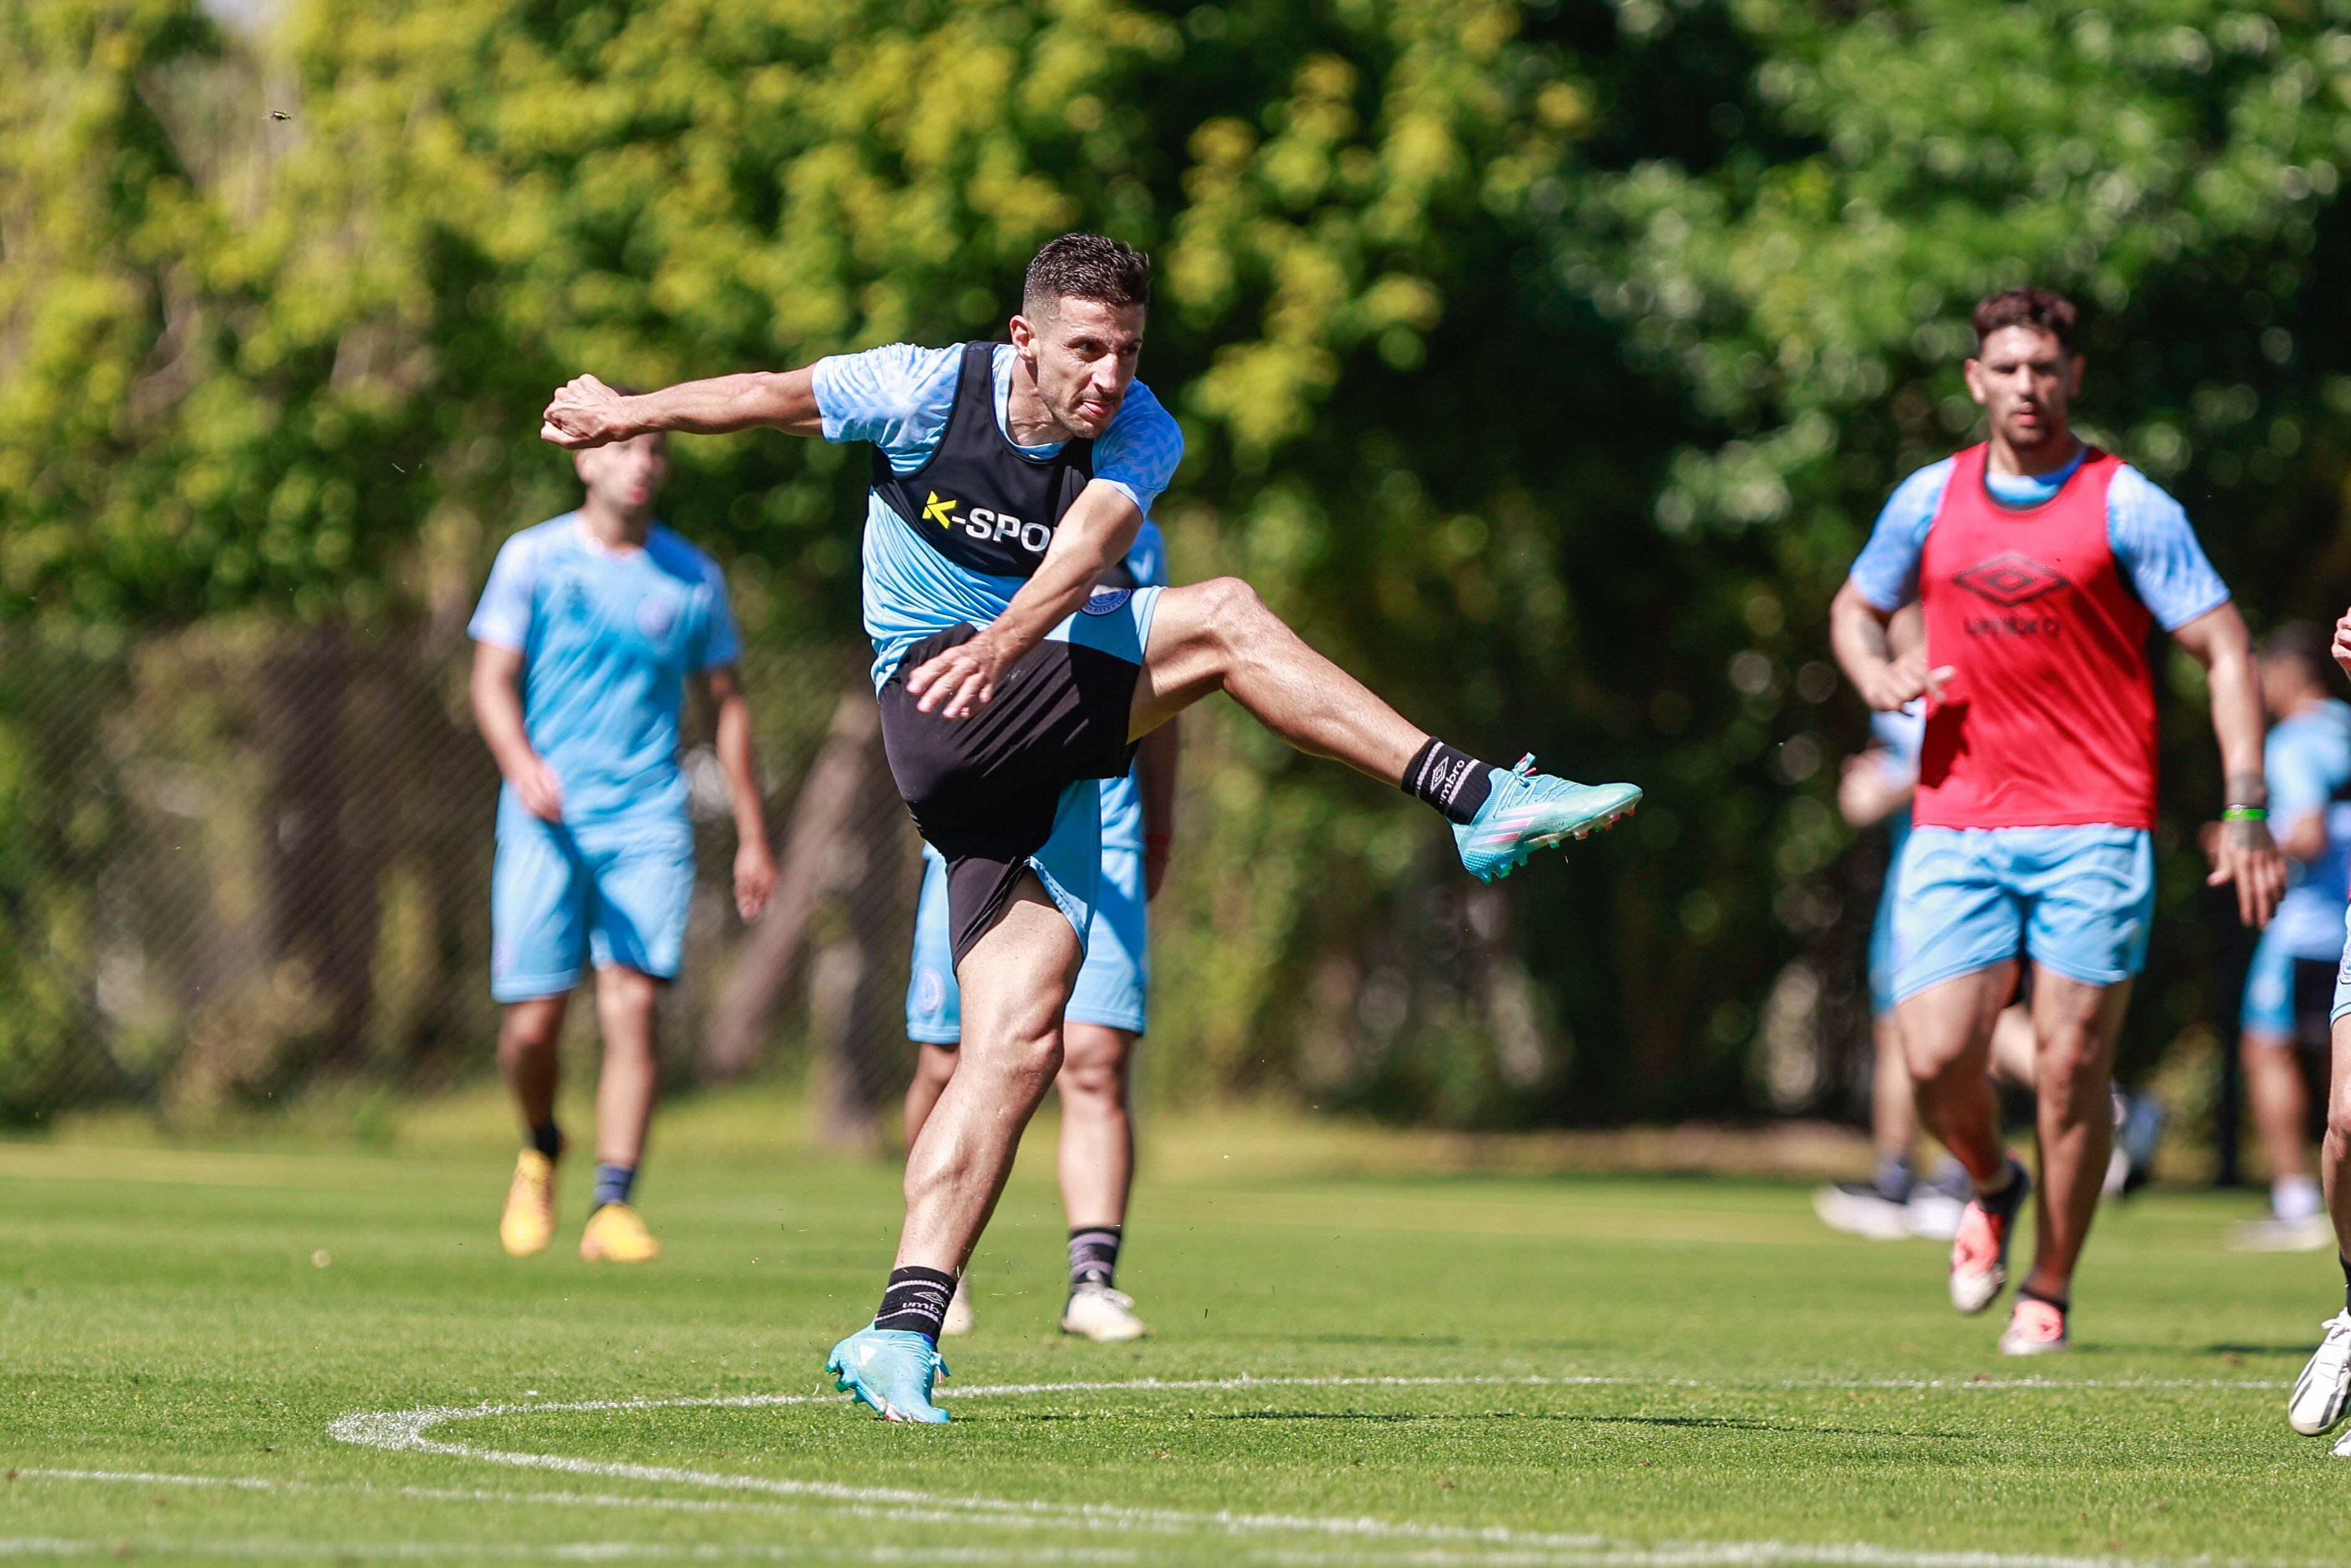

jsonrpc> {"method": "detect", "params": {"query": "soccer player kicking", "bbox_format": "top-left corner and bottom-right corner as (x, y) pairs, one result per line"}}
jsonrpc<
(1831, 287), (2281, 1356)
(471, 427), (776, 1263)
(2221, 626), (2351, 1253)
(541, 233), (1640, 1420)
(2285, 611), (2351, 1447)
(901, 518), (1177, 1344)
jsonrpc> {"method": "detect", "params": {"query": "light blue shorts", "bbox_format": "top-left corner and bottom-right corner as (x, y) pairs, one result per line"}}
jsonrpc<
(1889, 825), (2155, 1005)
(906, 842), (1149, 1042)
(2245, 920), (2344, 1040)
(490, 816), (696, 1002)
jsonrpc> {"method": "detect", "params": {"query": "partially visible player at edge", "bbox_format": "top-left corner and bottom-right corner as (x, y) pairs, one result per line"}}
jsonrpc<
(470, 426), (777, 1263)
(902, 515), (1177, 1344)
(1831, 286), (2282, 1356)
(2277, 612), (2351, 1452)
(541, 234), (1640, 1420)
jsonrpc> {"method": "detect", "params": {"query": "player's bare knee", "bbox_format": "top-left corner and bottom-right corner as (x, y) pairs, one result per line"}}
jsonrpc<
(1195, 576), (1270, 652)
(499, 999), (564, 1057)
(1057, 1050), (1124, 1105)
(967, 1023), (1063, 1093)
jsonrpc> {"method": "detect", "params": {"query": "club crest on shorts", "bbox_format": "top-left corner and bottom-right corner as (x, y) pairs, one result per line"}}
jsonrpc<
(1082, 588), (1133, 617)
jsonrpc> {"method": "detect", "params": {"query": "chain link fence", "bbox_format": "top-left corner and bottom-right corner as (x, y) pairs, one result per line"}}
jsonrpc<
(0, 622), (920, 1140)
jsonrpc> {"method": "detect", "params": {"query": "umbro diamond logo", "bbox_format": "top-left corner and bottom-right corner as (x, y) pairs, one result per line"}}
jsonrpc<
(1952, 552), (2070, 608)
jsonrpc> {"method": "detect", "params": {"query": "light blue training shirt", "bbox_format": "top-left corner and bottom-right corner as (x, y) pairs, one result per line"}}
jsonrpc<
(1869, 703), (1926, 861)
(810, 343), (1185, 688)
(1848, 450), (2230, 631)
(469, 514), (741, 834)
(2266, 698), (2351, 959)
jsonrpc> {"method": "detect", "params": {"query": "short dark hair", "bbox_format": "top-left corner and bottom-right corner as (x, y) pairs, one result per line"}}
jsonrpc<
(1023, 233), (1151, 318)
(1972, 287), (2078, 352)
(2261, 623), (2335, 686)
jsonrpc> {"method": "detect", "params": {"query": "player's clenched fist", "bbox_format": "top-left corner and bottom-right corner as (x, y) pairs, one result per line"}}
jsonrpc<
(2333, 606), (2351, 678)
(541, 374), (631, 449)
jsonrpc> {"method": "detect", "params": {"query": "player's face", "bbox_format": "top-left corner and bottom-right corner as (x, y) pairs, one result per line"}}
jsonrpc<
(1964, 326), (2082, 454)
(574, 432), (669, 513)
(1012, 296), (1145, 439)
(2258, 654), (2307, 719)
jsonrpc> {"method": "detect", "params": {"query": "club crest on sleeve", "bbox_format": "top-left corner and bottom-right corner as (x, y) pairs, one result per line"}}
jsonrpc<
(1082, 588), (1133, 617)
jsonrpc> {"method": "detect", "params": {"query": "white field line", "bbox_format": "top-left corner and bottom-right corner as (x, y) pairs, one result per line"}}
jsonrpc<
(307, 1372), (2297, 1568)
(0, 1542), (1123, 1563)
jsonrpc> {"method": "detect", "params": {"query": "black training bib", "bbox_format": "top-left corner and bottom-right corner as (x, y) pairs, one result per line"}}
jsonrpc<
(870, 341), (1095, 579)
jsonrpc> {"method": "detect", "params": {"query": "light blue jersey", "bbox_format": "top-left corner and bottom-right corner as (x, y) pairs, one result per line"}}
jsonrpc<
(1865, 704), (1926, 1015)
(2266, 699), (2351, 961)
(468, 514), (741, 833)
(810, 343), (1184, 687)
(1848, 451), (2228, 630)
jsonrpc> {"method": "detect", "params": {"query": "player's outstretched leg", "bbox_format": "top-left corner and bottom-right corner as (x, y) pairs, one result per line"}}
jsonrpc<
(1131, 578), (1638, 879)
(2295, 1014), (2351, 1443)
(830, 877), (1081, 1422)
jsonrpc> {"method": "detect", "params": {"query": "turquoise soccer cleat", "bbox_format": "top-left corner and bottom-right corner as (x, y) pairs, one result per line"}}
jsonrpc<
(1453, 755), (1641, 883)
(827, 1327), (951, 1424)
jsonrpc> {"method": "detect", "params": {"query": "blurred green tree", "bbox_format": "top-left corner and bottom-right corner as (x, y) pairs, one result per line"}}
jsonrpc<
(11, 0), (2351, 1126)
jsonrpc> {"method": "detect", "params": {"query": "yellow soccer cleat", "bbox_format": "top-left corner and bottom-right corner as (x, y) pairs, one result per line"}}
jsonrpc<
(580, 1201), (662, 1263)
(500, 1150), (559, 1258)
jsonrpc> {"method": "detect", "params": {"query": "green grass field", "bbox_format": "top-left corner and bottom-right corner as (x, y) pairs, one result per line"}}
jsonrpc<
(5, 1107), (2349, 1566)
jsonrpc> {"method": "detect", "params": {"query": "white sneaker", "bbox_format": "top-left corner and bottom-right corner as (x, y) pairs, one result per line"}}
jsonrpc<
(941, 1274), (976, 1337)
(1812, 1182), (1913, 1240)
(1060, 1283), (1147, 1342)
(2230, 1214), (2334, 1253)
(2294, 1313), (2351, 1436)
(1905, 1190), (1965, 1242)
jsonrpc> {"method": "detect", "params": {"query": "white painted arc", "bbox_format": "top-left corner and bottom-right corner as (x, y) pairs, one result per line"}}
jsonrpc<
(310, 1372), (2289, 1567)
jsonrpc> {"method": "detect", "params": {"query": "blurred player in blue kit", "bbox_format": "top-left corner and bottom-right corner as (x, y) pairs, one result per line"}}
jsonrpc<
(470, 426), (776, 1264)
(901, 517), (1177, 1343)
(2225, 625), (2351, 1253)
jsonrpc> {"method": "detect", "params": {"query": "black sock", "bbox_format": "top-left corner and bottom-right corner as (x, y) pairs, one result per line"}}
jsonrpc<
(1068, 1225), (1122, 1290)
(1402, 739), (1494, 825)
(529, 1121), (564, 1160)
(2016, 1283), (2068, 1314)
(1978, 1161), (2027, 1219)
(873, 1266), (958, 1344)
(2339, 1254), (2350, 1315)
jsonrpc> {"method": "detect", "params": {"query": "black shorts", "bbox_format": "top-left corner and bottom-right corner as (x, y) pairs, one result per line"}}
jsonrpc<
(878, 623), (1141, 967)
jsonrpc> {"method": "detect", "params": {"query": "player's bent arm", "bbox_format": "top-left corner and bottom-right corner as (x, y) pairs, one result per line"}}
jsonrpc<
(469, 641), (563, 822)
(1829, 581), (1919, 713)
(2175, 600), (2285, 925)
(542, 369), (824, 449)
(907, 480), (1142, 718)
(700, 665), (777, 922)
